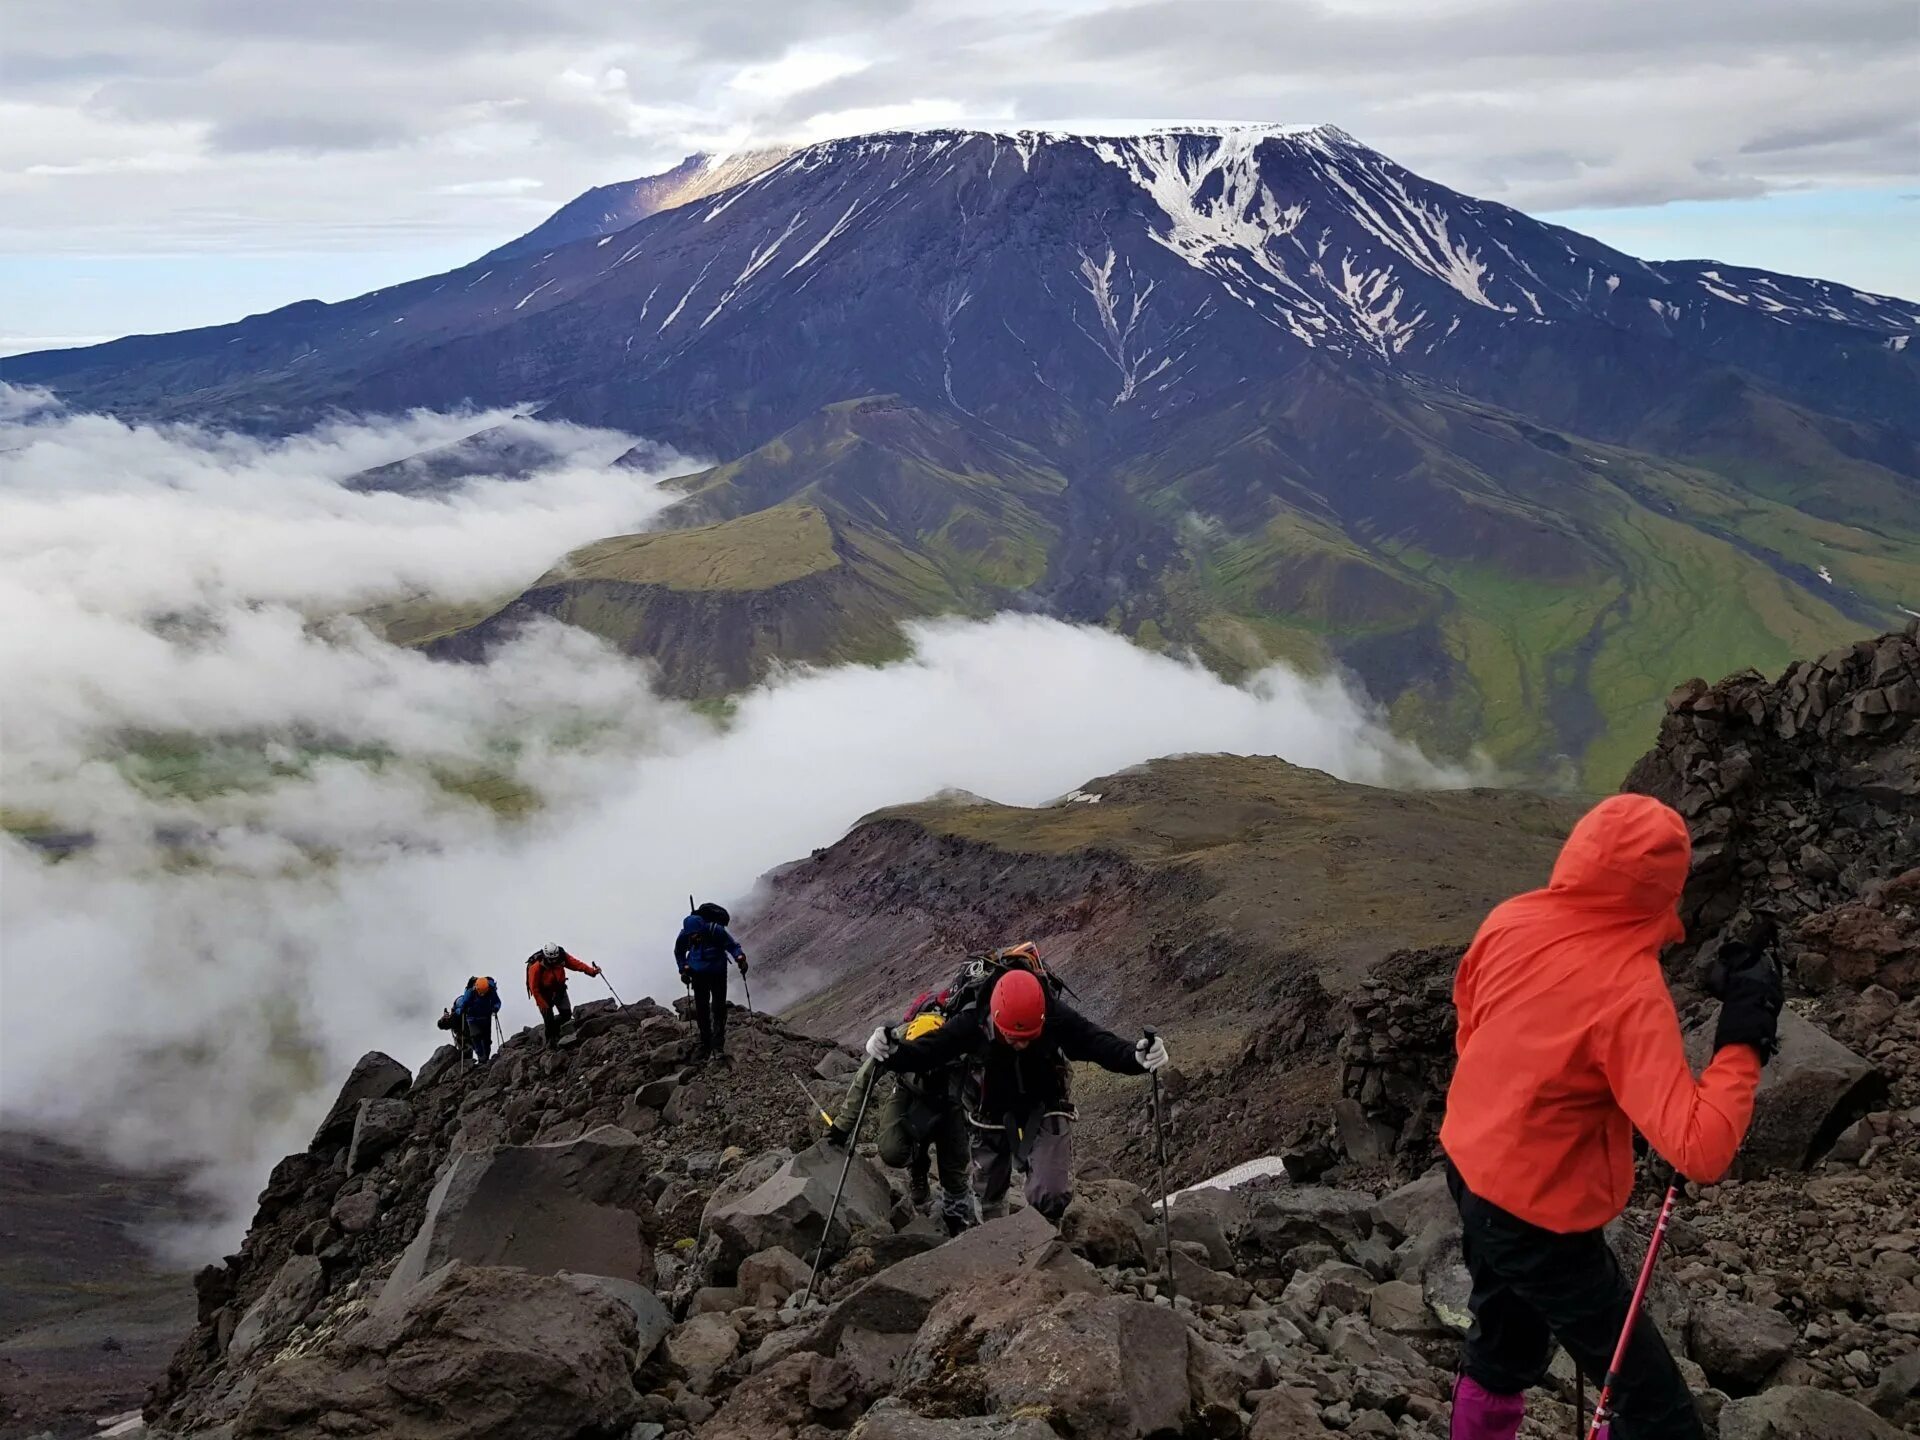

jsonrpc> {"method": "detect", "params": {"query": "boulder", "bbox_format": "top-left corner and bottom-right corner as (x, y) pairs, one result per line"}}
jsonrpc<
(555, 1271), (671, 1362)
(1372, 1167), (1454, 1244)
(227, 1254), (326, 1365)
(1688, 1297), (1795, 1388)
(310, 1051), (411, 1149)
(1685, 1008), (1886, 1173)
(1060, 1180), (1156, 1267)
(329, 1187), (380, 1235)
(987, 1291), (1192, 1440)
(815, 1050), (862, 1081)
(1717, 1385), (1904, 1439)
(830, 1207), (1092, 1339)
(1240, 1186), (1375, 1271)
(1168, 1248), (1253, 1307)
(694, 1352), (858, 1439)
(702, 1142), (893, 1269)
(347, 1097), (414, 1172)
(1166, 1203), (1234, 1270)
(667, 1312), (742, 1393)
(380, 1127), (657, 1308)
(1249, 1386), (1333, 1437)
(739, 1246), (812, 1307)
(233, 1262), (642, 1439)
(1367, 1278), (1437, 1336)
(852, 1402), (1056, 1438)
(413, 1043), (462, 1090)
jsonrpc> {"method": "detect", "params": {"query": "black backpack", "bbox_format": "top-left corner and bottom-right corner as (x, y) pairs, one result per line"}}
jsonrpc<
(942, 943), (1067, 1022)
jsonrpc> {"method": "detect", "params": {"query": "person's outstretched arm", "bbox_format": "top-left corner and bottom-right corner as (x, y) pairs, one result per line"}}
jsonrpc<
(1050, 1001), (1147, 1075)
(1600, 981), (1761, 1183)
(563, 950), (599, 976)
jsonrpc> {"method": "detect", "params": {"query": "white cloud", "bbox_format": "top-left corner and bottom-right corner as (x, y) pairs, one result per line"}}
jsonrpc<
(0, 394), (1471, 1254)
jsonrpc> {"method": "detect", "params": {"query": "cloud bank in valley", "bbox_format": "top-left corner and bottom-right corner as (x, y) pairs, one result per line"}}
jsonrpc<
(0, 390), (1469, 1252)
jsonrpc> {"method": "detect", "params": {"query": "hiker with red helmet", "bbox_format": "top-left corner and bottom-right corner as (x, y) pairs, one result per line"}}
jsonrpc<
(866, 944), (1169, 1222)
(1439, 794), (1781, 1440)
(524, 942), (601, 1048)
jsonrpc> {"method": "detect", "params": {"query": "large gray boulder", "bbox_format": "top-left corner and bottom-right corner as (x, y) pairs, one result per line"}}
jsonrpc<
(347, 1097), (414, 1172)
(1372, 1167), (1454, 1243)
(1687, 1297), (1795, 1388)
(233, 1262), (643, 1439)
(1239, 1186), (1376, 1272)
(1685, 1009), (1885, 1173)
(701, 1141), (893, 1269)
(986, 1291), (1192, 1440)
(853, 1403), (1056, 1438)
(310, 1051), (411, 1149)
(379, 1126), (657, 1309)
(1717, 1385), (1904, 1438)
(830, 1207), (1093, 1339)
(227, 1254), (326, 1365)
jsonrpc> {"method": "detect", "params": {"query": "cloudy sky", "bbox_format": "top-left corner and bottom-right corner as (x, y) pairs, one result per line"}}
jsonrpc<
(3, 0), (1915, 355)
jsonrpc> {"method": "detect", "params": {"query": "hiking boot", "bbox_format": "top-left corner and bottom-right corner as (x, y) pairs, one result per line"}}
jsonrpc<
(1449, 1376), (1523, 1440)
(908, 1177), (932, 1211)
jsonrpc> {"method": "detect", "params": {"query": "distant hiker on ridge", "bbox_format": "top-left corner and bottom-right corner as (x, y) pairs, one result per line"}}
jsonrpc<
(828, 988), (973, 1235)
(676, 901), (748, 1063)
(525, 942), (601, 1048)
(445, 974), (501, 1065)
(865, 943), (1168, 1222)
(1439, 793), (1781, 1440)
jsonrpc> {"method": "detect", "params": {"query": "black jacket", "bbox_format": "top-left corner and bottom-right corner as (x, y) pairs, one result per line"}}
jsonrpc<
(884, 998), (1143, 1119)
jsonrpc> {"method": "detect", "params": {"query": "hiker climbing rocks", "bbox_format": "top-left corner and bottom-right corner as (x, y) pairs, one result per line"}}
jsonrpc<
(1438, 793), (1782, 1440)
(866, 943), (1168, 1222)
(449, 975), (501, 1065)
(829, 994), (973, 1234)
(676, 901), (747, 1062)
(524, 942), (600, 1048)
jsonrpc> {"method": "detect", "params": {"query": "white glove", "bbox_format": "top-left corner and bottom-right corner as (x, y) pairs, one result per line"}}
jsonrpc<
(866, 1025), (897, 1063)
(1136, 1034), (1169, 1072)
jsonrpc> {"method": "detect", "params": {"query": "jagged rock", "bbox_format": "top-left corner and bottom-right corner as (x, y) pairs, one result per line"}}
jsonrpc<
(1060, 1180), (1156, 1267)
(691, 1284), (744, 1314)
(1250, 1386), (1334, 1436)
(1166, 1202), (1234, 1269)
(739, 1246), (811, 1307)
(1240, 1187), (1376, 1272)
(1366, 1279), (1436, 1336)
(310, 1051), (411, 1149)
(347, 1096), (414, 1172)
(1686, 1009), (1887, 1173)
(695, 1352), (858, 1438)
(667, 1312), (742, 1393)
(815, 1051), (861, 1082)
(1717, 1384), (1904, 1438)
(985, 1291), (1192, 1439)
(1282, 1260), (1375, 1318)
(702, 1142), (893, 1269)
(1688, 1297), (1795, 1388)
(555, 1271), (672, 1362)
(1868, 1349), (1920, 1424)
(1371, 1168), (1453, 1244)
(227, 1254), (325, 1365)
(413, 1043), (462, 1090)
(852, 1402), (1056, 1438)
(329, 1187), (380, 1235)
(1168, 1248), (1253, 1307)
(380, 1127), (657, 1307)
(830, 1208), (1093, 1339)
(233, 1262), (643, 1439)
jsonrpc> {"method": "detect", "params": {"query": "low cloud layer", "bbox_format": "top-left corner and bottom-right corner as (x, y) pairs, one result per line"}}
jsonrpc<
(0, 393), (1468, 1253)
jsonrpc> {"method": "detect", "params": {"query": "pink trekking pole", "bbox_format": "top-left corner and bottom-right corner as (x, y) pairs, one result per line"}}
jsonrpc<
(1585, 1180), (1680, 1439)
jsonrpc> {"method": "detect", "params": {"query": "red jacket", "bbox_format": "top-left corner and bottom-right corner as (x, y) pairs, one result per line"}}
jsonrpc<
(526, 949), (597, 1002)
(1438, 794), (1761, 1233)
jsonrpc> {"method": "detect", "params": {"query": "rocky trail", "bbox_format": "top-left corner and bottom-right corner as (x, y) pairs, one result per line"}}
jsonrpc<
(21, 624), (1920, 1440)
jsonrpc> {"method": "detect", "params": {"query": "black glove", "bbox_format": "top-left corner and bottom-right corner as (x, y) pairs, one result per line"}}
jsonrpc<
(1713, 946), (1784, 1063)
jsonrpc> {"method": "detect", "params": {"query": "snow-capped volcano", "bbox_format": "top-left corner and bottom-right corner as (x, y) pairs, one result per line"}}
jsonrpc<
(6, 125), (1917, 779)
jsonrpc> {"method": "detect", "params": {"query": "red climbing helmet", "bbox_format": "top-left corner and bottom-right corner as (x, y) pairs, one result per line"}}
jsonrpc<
(989, 968), (1047, 1045)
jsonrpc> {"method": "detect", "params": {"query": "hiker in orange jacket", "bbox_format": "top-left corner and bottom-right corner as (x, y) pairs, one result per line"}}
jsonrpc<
(1438, 793), (1782, 1440)
(525, 942), (601, 1048)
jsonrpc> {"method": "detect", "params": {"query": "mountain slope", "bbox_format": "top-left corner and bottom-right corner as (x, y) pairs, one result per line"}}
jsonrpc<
(7, 125), (1916, 779)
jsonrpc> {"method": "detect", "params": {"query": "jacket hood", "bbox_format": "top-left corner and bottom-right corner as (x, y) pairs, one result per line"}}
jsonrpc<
(1548, 794), (1691, 917)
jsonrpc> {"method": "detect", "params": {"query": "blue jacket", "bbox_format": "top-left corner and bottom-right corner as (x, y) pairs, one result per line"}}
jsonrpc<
(675, 915), (744, 975)
(451, 978), (502, 1020)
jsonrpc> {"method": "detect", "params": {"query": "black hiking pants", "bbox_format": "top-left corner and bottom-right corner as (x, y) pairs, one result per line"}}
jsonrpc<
(537, 985), (573, 1047)
(1445, 1159), (1703, 1439)
(690, 968), (728, 1053)
(972, 1105), (1073, 1222)
(462, 1011), (493, 1064)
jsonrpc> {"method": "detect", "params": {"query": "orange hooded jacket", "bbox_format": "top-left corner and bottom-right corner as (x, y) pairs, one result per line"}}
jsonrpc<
(1438, 793), (1762, 1234)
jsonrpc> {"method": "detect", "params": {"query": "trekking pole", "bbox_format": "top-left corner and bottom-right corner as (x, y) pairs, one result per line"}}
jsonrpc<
(495, 1015), (506, 1050)
(1143, 1027), (1177, 1303)
(1585, 1178), (1681, 1439)
(740, 961), (754, 1014)
(801, 1067), (876, 1309)
(599, 970), (625, 1007)
(792, 1074), (834, 1129)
